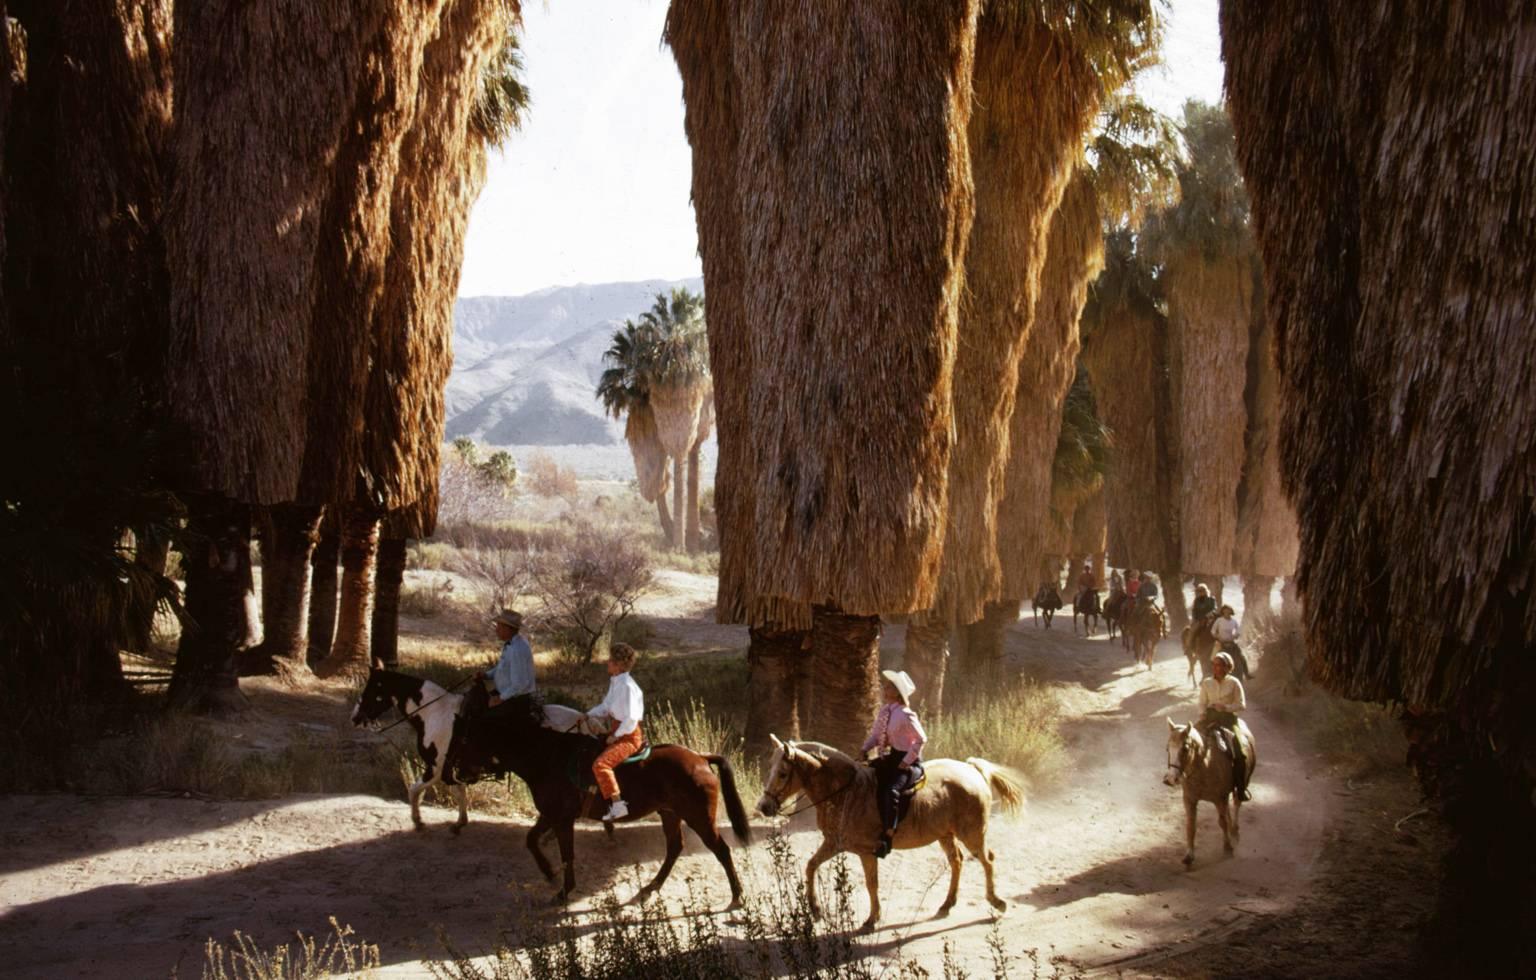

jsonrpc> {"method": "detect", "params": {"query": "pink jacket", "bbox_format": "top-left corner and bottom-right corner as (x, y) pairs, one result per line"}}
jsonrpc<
(861, 702), (927, 767)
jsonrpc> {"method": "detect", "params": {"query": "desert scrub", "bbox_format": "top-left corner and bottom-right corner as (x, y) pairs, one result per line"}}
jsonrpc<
(928, 674), (1066, 789)
(194, 917), (379, 980)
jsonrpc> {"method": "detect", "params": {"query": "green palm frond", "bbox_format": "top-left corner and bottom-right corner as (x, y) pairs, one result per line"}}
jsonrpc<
(1087, 94), (1182, 230)
(1052, 368), (1112, 493)
(471, 27), (530, 147)
(594, 286), (711, 414)
(1145, 99), (1250, 260)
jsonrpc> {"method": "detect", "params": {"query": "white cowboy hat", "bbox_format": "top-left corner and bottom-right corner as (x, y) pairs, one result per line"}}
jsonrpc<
(880, 669), (917, 704)
(489, 609), (523, 628)
(1212, 651), (1234, 670)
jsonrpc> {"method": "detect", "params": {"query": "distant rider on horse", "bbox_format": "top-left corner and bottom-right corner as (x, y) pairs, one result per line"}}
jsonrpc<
(1199, 651), (1252, 801)
(1077, 562), (1096, 593)
(1191, 584), (1217, 623)
(1135, 571), (1160, 615)
(1210, 605), (1252, 680)
(583, 643), (646, 822)
(862, 670), (926, 860)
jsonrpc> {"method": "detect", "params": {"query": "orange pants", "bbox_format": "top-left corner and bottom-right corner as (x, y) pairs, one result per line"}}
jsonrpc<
(593, 727), (644, 800)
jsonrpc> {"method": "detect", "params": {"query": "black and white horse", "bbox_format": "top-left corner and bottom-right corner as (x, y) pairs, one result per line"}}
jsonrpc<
(353, 667), (470, 832)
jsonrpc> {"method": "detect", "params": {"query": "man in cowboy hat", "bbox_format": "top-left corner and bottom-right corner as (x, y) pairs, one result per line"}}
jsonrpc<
(1198, 651), (1252, 801)
(482, 609), (536, 706)
(860, 669), (927, 859)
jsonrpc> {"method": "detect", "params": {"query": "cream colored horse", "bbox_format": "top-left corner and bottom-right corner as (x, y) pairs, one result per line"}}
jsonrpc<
(1163, 717), (1257, 867)
(756, 736), (1026, 932)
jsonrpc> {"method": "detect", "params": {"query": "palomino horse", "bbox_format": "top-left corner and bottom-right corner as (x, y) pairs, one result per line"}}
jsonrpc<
(1181, 614), (1218, 688)
(757, 736), (1025, 932)
(451, 684), (752, 907)
(1163, 717), (1257, 867)
(1033, 586), (1063, 629)
(352, 667), (471, 832)
(1072, 587), (1101, 636)
(1125, 601), (1166, 669)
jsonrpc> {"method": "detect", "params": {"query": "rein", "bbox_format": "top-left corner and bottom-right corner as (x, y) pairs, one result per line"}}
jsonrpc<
(773, 769), (860, 819)
(376, 672), (479, 733)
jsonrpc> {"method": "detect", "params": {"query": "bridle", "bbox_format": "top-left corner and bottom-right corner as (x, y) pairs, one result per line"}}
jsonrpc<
(762, 746), (860, 819)
(369, 672), (479, 733)
(1166, 730), (1195, 781)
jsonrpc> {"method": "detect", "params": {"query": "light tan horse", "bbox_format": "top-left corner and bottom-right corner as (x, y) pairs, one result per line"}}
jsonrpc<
(1163, 717), (1257, 867)
(756, 736), (1026, 932)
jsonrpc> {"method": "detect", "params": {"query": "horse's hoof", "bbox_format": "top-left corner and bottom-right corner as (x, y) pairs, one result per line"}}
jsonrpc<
(989, 898), (1008, 914)
(723, 897), (743, 914)
(1181, 854), (1195, 868)
(858, 919), (878, 935)
(1223, 844), (1235, 856)
(551, 891), (571, 906)
(412, 822), (425, 833)
(934, 905), (952, 920)
(450, 823), (464, 836)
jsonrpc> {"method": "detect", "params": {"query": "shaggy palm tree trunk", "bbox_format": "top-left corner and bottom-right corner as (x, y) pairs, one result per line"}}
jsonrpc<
(903, 620), (949, 724)
(370, 536), (407, 670)
(805, 606), (881, 755)
(306, 514), (340, 667)
(315, 506), (379, 679)
(168, 494), (251, 715)
(957, 600), (1017, 678)
(685, 442), (702, 553)
(744, 625), (810, 767)
(1242, 575), (1275, 628)
(241, 503), (322, 679)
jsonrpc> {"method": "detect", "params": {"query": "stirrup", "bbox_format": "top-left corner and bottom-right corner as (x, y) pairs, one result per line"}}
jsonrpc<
(873, 834), (893, 859)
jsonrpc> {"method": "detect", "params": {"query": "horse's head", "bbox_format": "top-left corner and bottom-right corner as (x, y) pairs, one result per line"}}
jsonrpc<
(352, 664), (401, 727)
(1164, 718), (1203, 786)
(757, 734), (817, 817)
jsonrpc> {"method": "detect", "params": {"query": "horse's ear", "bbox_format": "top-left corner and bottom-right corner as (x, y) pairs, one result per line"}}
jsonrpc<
(769, 733), (783, 750)
(1167, 717), (1178, 730)
(371, 657), (385, 672)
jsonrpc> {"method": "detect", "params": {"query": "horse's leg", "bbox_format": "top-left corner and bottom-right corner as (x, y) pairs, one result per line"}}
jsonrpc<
(856, 853), (881, 933)
(936, 836), (963, 917)
(553, 818), (577, 903)
(1217, 799), (1234, 856)
(1231, 796), (1242, 843)
(962, 829), (1007, 913)
(1182, 798), (1198, 867)
(634, 810), (684, 904)
(804, 838), (839, 919)
(408, 772), (433, 831)
(681, 806), (744, 911)
(525, 813), (557, 883)
(450, 780), (468, 834)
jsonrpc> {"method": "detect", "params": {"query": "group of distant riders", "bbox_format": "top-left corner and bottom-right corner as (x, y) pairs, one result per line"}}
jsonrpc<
(462, 561), (1251, 861)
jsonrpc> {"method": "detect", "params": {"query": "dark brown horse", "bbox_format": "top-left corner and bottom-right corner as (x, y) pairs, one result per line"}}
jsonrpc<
(446, 682), (751, 907)
(1102, 589), (1128, 641)
(1181, 613), (1218, 687)
(1072, 587), (1101, 636)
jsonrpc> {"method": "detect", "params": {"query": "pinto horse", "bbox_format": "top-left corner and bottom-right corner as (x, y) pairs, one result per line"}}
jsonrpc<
(451, 684), (751, 907)
(757, 736), (1025, 933)
(352, 667), (471, 832)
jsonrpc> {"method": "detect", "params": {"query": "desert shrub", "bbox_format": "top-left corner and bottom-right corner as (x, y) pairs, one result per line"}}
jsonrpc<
(525, 451), (580, 502)
(929, 674), (1066, 787)
(450, 533), (534, 615)
(439, 450), (518, 527)
(198, 917), (379, 980)
(400, 576), (458, 618)
(528, 524), (653, 663)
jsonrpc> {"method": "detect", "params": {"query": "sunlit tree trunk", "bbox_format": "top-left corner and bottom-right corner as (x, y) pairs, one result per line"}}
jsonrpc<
(315, 505), (379, 679)
(370, 536), (407, 670)
(670, 457), (685, 551)
(241, 503), (322, 680)
(656, 495), (676, 547)
(306, 512), (340, 667)
(168, 494), (251, 715)
(685, 441), (702, 553)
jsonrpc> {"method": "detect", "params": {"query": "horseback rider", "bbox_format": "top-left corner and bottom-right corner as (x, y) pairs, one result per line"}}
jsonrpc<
(862, 670), (926, 860)
(1077, 562), (1097, 593)
(1109, 568), (1124, 594)
(1198, 651), (1251, 801)
(1210, 605), (1253, 680)
(475, 610), (538, 721)
(1135, 571), (1160, 617)
(1191, 584), (1217, 622)
(1125, 569), (1142, 607)
(584, 643), (645, 822)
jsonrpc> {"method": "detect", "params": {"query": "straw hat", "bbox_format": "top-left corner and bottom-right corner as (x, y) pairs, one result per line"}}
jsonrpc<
(880, 669), (916, 704)
(490, 610), (524, 629)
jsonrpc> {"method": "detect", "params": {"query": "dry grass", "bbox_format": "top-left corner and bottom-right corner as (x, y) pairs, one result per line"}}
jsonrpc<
(196, 917), (380, 980)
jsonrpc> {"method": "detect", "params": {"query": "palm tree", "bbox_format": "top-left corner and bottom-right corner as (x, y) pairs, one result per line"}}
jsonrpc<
(1223, 3), (1536, 959)
(596, 287), (712, 551)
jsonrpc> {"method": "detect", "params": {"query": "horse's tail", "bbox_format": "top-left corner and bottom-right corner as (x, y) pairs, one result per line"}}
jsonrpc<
(705, 755), (753, 844)
(966, 757), (1028, 816)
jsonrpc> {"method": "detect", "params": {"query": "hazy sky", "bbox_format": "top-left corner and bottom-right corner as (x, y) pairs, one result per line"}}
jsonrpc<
(457, 1), (1225, 298)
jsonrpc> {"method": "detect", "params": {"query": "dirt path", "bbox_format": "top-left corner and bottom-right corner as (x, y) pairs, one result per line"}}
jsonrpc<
(0, 587), (1341, 978)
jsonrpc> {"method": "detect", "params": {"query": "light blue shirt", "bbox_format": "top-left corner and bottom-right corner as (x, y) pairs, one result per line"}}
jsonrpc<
(488, 635), (536, 699)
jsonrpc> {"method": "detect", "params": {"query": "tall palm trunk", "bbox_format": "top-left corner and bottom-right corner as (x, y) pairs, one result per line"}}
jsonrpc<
(744, 624), (810, 767)
(370, 536), (407, 670)
(306, 512), (340, 666)
(1161, 567), (1188, 632)
(957, 599), (1017, 679)
(655, 495), (676, 545)
(315, 505), (379, 679)
(685, 441), (702, 553)
(903, 619), (949, 724)
(670, 457), (685, 551)
(805, 606), (880, 755)
(1241, 575), (1274, 628)
(168, 494), (251, 715)
(241, 503), (322, 679)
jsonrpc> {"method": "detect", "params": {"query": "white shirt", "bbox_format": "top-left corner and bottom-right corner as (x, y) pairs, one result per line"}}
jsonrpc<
(1211, 616), (1241, 643)
(1199, 674), (1247, 715)
(588, 671), (644, 737)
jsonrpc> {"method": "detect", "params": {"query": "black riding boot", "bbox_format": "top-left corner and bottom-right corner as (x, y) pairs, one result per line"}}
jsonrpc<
(873, 755), (911, 859)
(1232, 746), (1252, 802)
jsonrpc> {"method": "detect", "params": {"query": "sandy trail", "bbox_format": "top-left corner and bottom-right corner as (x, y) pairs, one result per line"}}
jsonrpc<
(0, 587), (1331, 978)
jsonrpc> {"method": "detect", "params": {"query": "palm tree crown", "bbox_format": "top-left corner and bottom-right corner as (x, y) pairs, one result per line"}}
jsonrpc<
(595, 287), (709, 418)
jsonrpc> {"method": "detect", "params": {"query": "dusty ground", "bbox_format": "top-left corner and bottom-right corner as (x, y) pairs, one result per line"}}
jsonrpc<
(0, 580), (1443, 978)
